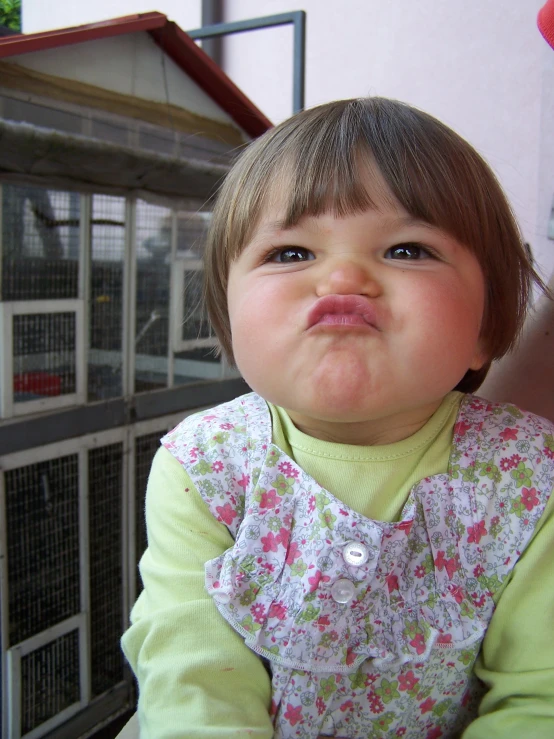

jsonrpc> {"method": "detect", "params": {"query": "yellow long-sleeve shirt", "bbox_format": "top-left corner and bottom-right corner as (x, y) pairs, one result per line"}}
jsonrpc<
(122, 392), (554, 737)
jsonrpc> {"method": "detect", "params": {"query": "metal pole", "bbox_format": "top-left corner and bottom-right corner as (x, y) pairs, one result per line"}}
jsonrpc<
(188, 11), (306, 114)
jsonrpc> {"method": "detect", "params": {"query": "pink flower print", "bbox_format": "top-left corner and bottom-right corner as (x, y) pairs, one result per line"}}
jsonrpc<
(427, 728), (443, 739)
(261, 531), (280, 552)
(268, 602), (287, 620)
(467, 520), (487, 544)
(309, 570), (331, 593)
(437, 633), (452, 645)
(521, 487), (539, 511)
(499, 457), (513, 471)
(471, 592), (486, 608)
(410, 632), (427, 655)
(316, 696), (326, 715)
(419, 697), (437, 714)
(368, 691), (384, 714)
(211, 460), (224, 473)
(509, 453), (521, 466)
(396, 729), (407, 737)
(277, 527), (291, 548)
(219, 422), (234, 430)
(215, 503), (237, 525)
(251, 603), (266, 624)
(499, 427), (518, 442)
(345, 647), (358, 666)
(454, 420), (471, 437)
(278, 461), (298, 478)
(237, 473), (250, 489)
(448, 584), (465, 604)
(398, 520), (413, 535)
(340, 700), (354, 712)
(435, 551), (459, 580)
(414, 565), (426, 579)
(308, 496), (316, 513)
(316, 614), (331, 631)
(259, 489), (281, 510)
(283, 703), (303, 726)
(285, 541), (302, 565)
(385, 574), (400, 593)
(398, 670), (418, 692)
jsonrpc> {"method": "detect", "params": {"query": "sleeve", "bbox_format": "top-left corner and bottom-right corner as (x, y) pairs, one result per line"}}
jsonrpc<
(121, 446), (273, 739)
(462, 490), (554, 738)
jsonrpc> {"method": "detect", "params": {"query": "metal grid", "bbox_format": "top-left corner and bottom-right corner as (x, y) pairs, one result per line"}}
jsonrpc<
(20, 630), (81, 736)
(5, 455), (80, 646)
(88, 195), (126, 402)
(1, 184), (80, 301)
(134, 200), (171, 393)
(12, 312), (77, 403)
(88, 443), (124, 698)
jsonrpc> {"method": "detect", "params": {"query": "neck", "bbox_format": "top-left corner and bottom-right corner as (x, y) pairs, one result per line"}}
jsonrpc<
(286, 400), (445, 446)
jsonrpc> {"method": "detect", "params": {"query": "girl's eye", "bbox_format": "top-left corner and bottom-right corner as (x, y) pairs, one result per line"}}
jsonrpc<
(269, 247), (314, 263)
(385, 243), (433, 260)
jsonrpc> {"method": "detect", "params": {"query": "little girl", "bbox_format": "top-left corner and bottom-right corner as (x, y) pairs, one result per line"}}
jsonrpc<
(122, 97), (554, 738)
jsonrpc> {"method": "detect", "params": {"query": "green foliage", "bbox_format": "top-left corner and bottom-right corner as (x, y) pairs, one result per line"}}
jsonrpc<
(0, 0), (21, 31)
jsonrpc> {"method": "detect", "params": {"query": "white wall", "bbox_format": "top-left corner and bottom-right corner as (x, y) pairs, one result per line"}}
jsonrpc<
(22, 0), (202, 35)
(20, 0), (554, 417)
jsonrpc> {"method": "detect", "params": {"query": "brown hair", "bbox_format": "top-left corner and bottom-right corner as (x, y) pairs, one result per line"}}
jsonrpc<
(204, 97), (546, 393)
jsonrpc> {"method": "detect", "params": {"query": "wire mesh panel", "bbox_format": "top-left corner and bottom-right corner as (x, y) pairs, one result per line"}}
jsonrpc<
(20, 630), (81, 736)
(88, 195), (126, 402)
(89, 443), (125, 697)
(134, 201), (171, 393)
(12, 312), (77, 404)
(134, 431), (164, 596)
(1, 184), (80, 301)
(5, 455), (80, 647)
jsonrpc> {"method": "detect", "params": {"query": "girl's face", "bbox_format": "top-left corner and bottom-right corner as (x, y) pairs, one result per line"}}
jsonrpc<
(227, 188), (487, 445)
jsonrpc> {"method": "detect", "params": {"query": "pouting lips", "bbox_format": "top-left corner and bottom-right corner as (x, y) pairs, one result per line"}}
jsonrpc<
(306, 294), (379, 330)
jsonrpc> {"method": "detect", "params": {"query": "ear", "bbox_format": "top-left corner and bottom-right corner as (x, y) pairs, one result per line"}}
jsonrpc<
(469, 338), (489, 371)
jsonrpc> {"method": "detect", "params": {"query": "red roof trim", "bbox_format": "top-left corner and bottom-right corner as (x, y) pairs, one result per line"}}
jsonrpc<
(0, 12), (272, 138)
(150, 22), (272, 138)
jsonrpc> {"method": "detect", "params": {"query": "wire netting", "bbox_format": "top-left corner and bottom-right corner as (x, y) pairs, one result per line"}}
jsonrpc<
(88, 195), (126, 401)
(12, 312), (77, 403)
(88, 443), (125, 697)
(5, 455), (80, 646)
(1, 184), (80, 300)
(20, 629), (81, 735)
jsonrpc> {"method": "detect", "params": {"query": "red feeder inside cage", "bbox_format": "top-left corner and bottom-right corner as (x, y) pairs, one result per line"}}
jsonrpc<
(14, 372), (62, 397)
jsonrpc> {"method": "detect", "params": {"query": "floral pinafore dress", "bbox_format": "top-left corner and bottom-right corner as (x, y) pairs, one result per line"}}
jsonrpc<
(162, 393), (554, 738)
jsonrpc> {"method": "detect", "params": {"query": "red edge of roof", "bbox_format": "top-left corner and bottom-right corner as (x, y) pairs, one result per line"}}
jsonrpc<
(0, 12), (273, 139)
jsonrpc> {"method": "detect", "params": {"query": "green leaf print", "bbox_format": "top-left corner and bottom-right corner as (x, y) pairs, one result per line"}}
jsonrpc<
(290, 559), (307, 577)
(208, 431), (230, 446)
(297, 604), (320, 623)
(460, 649), (475, 665)
(510, 462), (533, 488)
(433, 699), (453, 717)
(478, 460), (501, 483)
(510, 497), (526, 518)
(545, 433), (554, 457)
(374, 679), (400, 704)
(460, 600), (475, 619)
(348, 670), (367, 690)
(318, 509), (337, 530)
(239, 555), (256, 574)
(373, 712), (395, 731)
(461, 465), (478, 483)
(315, 492), (331, 511)
(238, 584), (259, 607)
(240, 614), (261, 634)
(318, 675), (337, 700)
(274, 474), (295, 495)
(265, 448), (281, 467)
(191, 459), (212, 475)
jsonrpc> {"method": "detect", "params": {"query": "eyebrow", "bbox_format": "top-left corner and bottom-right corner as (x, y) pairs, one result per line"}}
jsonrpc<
(261, 213), (439, 234)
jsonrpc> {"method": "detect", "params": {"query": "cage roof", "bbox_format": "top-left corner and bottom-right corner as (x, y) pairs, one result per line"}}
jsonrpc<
(0, 11), (272, 138)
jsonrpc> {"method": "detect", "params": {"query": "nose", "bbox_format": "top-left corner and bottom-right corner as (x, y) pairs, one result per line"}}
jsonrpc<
(316, 256), (382, 298)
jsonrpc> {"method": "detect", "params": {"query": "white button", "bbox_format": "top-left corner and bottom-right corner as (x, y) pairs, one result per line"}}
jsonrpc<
(214, 591), (231, 604)
(343, 541), (370, 567)
(331, 578), (355, 604)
